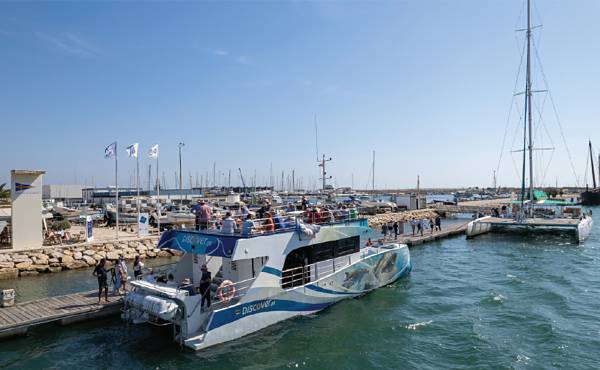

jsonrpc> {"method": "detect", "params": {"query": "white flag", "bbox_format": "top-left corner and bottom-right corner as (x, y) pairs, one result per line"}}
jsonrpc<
(148, 144), (159, 159)
(126, 143), (139, 158)
(104, 142), (117, 159)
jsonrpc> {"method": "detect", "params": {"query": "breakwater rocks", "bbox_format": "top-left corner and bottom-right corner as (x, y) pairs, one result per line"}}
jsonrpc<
(367, 209), (440, 227)
(0, 237), (182, 280)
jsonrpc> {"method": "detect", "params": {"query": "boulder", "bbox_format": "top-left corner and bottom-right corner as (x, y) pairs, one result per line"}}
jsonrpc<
(48, 266), (63, 273)
(15, 261), (33, 270)
(60, 255), (74, 264)
(82, 256), (96, 266)
(157, 250), (172, 258)
(0, 253), (12, 262)
(0, 268), (19, 280)
(73, 252), (83, 260)
(146, 250), (157, 258)
(49, 251), (64, 259)
(62, 250), (73, 256)
(64, 260), (88, 270)
(94, 251), (106, 258)
(83, 250), (96, 256)
(124, 253), (136, 260)
(0, 261), (14, 269)
(20, 271), (39, 277)
(33, 264), (50, 273)
(93, 254), (104, 262)
(33, 256), (49, 265)
(106, 252), (120, 261)
(11, 254), (31, 263)
(169, 249), (184, 257)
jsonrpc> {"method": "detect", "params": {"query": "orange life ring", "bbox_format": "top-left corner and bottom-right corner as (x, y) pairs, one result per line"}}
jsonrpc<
(217, 280), (236, 302)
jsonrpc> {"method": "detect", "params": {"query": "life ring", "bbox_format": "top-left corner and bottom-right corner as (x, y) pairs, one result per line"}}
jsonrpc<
(217, 280), (236, 302)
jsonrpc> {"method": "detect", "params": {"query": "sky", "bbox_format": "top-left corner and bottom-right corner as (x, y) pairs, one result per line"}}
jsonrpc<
(1, 0), (600, 190)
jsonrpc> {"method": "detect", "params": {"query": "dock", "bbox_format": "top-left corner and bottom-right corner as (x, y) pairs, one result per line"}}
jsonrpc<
(384, 221), (469, 246)
(0, 290), (123, 339)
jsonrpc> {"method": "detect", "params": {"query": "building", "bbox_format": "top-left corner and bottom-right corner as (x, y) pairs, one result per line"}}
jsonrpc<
(42, 184), (83, 204)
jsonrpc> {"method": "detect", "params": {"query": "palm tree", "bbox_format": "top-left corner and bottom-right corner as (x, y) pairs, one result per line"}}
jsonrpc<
(0, 183), (10, 199)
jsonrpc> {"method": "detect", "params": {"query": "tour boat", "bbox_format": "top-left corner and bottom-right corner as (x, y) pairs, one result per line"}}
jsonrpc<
(122, 210), (411, 350)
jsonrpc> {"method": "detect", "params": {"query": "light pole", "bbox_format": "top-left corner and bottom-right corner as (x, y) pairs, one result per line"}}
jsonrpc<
(178, 142), (185, 201)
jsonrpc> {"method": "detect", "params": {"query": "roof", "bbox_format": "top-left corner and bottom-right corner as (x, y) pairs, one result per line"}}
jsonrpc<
(11, 169), (46, 175)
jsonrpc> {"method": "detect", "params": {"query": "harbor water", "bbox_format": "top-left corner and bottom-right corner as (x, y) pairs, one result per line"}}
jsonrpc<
(1, 210), (600, 369)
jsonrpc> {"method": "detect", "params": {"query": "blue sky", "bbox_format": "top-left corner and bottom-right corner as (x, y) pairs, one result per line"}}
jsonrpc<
(1, 1), (599, 190)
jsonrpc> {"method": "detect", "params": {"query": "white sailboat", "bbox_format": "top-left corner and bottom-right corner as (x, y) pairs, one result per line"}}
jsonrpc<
(467, 0), (593, 242)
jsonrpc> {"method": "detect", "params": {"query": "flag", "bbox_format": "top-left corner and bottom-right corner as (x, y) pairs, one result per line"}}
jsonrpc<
(126, 143), (139, 158)
(104, 142), (117, 159)
(148, 144), (159, 159)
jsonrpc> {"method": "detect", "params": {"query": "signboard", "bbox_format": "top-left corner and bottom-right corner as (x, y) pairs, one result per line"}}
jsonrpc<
(85, 215), (94, 242)
(138, 213), (149, 236)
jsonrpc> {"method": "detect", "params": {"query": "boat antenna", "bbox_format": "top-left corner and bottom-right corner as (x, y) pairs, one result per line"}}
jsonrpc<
(314, 114), (319, 161)
(589, 140), (597, 188)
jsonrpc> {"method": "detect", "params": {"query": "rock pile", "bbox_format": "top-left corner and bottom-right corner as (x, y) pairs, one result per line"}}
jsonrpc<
(367, 209), (440, 227)
(0, 237), (182, 280)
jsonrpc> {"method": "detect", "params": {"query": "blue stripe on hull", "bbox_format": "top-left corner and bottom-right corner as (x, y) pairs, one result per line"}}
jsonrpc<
(208, 299), (332, 331)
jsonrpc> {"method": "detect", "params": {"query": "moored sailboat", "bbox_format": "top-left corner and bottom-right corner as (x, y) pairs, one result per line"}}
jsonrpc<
(467, 0), (593, 242)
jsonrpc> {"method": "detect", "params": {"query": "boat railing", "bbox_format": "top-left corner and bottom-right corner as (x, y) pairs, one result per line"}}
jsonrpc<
(188, 276), (258, 316)
(206, 208), (362, 237)
(280, 252), (363, 289)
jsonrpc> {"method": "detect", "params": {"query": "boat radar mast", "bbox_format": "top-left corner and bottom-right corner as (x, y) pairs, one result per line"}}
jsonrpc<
(318, 154), (332, 191)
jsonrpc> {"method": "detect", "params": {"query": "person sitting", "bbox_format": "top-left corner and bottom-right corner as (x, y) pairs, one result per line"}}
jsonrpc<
(272, 212), (286, 230)
(179, 278), (195, 295)
(221, 212), (237, 234)
(241, 214), (255, 236)
(263, 212), (275, 232)
(199, 265), (212, 309)
(365, 238), (373, 247)
(286, 203), (296, 212)
(145, 268), (156, 283)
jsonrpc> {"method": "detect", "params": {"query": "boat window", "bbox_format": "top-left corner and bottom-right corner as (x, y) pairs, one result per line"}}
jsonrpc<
(281, 236), (360, 288)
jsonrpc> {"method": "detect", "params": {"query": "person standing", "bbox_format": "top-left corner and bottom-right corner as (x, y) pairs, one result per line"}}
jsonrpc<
(435, 215), (442, 231)
(410, 217), (417, 236)
(116, 255), (128, 294)
(191, 200), (202, 230)
(198, 201), (212, 230)
(93, 258), (109, 304)
(429, 218), (435, 234)
(301, 196), (309, 211)
(393, 221), (399, 240)
(381, 223), (388, 238)
(417, 218), (423, 236)
(133, 255), (144, 280)
(221, 212), (237, 234)
(199, 264), (212, 310)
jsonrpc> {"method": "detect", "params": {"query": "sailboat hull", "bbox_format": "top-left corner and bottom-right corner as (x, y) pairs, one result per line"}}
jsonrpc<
(580, 189), (600, 206)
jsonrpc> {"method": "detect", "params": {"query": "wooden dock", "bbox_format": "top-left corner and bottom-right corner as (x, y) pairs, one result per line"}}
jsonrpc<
(0, 290), (123, 339)
(383, 221), (469, 246)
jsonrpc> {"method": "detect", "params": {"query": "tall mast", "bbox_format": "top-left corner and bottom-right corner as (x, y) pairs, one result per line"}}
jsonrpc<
(589, 140), (596, 188)
(372, 150), (375, 190)
(527, 0), (535, 215)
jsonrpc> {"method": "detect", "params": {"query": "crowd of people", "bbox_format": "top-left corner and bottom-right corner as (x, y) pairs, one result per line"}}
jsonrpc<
(92, 254), (145, 304)
(187, 198), (359, 237)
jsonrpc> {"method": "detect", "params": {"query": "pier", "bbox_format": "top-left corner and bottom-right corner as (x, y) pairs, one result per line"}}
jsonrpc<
(0, 291), (123, 339)
(383, 221), (469, 246)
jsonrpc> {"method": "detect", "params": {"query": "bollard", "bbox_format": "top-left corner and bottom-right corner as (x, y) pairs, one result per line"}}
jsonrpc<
(1, 289), (15, 307)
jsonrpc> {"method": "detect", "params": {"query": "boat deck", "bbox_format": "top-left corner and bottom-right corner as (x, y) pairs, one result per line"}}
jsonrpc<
(0, 290), (123, 339)
(475, 217), (581, 228)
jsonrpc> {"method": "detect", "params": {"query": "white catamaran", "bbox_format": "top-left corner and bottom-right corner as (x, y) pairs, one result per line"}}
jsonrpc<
(123, 209), (411, 350)
(467, 0), (593, 242)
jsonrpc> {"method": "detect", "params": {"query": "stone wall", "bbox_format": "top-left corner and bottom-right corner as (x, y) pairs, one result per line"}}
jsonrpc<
(0, 237), (182, 280)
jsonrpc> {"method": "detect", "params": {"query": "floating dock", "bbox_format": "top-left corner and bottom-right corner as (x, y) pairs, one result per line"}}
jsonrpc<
(384, 221), (469, 246)
(0, 290), (122, 339)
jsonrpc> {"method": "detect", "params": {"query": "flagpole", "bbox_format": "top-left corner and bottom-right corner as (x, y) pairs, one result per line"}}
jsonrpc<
(115, 141), (119, 240)
(136, 149), (140, 238)
(156, 155), (161, 234)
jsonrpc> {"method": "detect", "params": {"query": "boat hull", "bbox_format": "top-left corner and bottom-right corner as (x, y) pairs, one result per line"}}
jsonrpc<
(581, 189), (600, 206)
(185, 245), (411, 350)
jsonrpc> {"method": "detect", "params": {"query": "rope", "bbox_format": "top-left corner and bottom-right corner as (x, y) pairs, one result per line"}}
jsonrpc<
(532, 37), (580, 186)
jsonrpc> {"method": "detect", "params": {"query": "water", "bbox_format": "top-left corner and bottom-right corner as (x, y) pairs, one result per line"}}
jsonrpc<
(2, 211), (600, 369)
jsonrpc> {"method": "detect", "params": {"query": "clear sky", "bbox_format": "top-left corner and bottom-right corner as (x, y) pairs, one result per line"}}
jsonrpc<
(1, 1), (599, 190)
